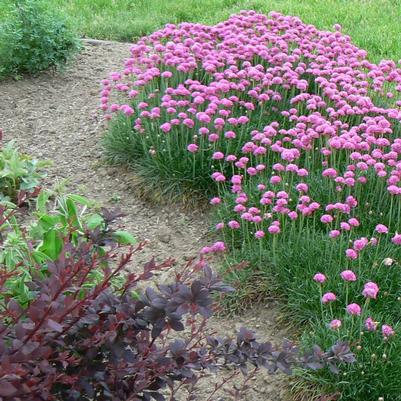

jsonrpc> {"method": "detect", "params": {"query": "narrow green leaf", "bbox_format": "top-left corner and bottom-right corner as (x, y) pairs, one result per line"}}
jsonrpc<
(112, 231), (137, 245)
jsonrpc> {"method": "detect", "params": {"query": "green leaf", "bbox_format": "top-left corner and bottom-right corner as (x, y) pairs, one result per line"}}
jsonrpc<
(112, 231), (137, 245)
(65, 198), (80, 228)
(86, 213), (104, 230)
(36, 190), (50, 213)
(38, 214), (60, 231)
(67, 194), (93, 207)
(31, 249), (51, 264)
(39, 230), (63, 260)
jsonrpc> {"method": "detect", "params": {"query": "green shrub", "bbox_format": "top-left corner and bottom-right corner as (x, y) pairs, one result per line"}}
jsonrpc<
(0, 0), (81, 78)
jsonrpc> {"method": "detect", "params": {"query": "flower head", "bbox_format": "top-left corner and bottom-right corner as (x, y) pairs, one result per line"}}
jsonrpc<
(345, 249), (358, 260)
(313, 273), (327, 284)
(362, 282), (379, 299)
(328, 319), (342, 330)
(322, 292), (337, 304)
(365, 317), (378, 331)
(375, 224), (388, 234)
(383, 257), (394, 266)
(346, 303), (361, 316)
(382, 324), (395, 338)
(255, 230), (265, 239)
(187, 143), (198, 153)
(392, 234), (401, 245)
(340, 270), (357, 282)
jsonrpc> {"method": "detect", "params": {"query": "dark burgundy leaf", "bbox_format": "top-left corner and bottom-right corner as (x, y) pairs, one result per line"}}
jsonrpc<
(0, 381), (17, 397)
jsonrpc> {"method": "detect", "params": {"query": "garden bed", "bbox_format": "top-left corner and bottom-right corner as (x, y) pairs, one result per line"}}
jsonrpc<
(0, 41), (290, 400)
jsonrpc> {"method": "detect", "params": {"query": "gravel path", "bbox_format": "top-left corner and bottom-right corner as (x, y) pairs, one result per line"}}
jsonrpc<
(0, 42), (289, 400)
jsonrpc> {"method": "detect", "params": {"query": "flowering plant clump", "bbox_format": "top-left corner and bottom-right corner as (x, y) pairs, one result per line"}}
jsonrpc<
(102, 10), (401, 399)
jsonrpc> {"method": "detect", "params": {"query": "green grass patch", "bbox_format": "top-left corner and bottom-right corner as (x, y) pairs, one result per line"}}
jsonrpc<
(1, 0), (400, 62)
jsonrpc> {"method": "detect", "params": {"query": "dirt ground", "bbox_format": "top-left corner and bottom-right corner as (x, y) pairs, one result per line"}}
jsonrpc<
(0, 42), (290, 400)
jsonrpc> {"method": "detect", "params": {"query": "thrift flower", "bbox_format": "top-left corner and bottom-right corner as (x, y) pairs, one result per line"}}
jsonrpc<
(313, 273), (327, 283)
(322, 292), (337, 304)
(340, 270), (357, 282)
(362, 282), (379, 299)
(382, 324), (395, 338)
(375, 224), (388, 234)
(346, 303), (361, 316)
(392, 234), (401, 245)
(228, 220), (240, 229)
(255, 230), (265, 239)
(345, 249), (358, 260)
(365, 317), (378, 331)
(383, 258), (394, 266)
(187, 143), (198, 153)
(329, 319), (342, 330)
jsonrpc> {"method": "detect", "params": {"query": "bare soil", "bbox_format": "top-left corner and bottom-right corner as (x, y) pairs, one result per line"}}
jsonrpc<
(0, 42), (290, 400)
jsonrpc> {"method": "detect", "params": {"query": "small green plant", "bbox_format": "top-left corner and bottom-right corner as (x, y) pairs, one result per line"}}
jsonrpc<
(0, 139), (49, 202)
(0, 0), (81, 78)
(0, 189), (136, 306)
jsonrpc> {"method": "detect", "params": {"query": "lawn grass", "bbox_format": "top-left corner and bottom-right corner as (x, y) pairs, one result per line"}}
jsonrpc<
(1, 0), (400, 63)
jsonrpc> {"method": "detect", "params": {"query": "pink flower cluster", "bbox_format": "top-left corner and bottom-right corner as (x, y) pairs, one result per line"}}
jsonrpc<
(314, 273), (395, 339)
(102, 12), (401, 258)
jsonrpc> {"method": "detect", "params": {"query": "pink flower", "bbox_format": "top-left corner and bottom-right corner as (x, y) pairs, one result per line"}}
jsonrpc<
(187, 143), (198, 153)
(392, 233), (401, 245)
(348, 218), (360, 227)
(329, 230), (341, 238)
(212, 152), (225, 160)
(382, 324), (395, 338)
(161, 71), (173, 78)
(208, 133), (219, 142)
(211, 241), (226, 253)
(353, 237), (368, 251)
(270, 175), (281, 185)
(329, 319), (342, 330)
(210, 197), (221, 205)
(160, 122), (172, 133)
(267, 225), (280, 234)
(200, 246), (212, 254)
(224, 130), (236, 139)
(346, 303), (361, 316)
(340, 270), (357, 282)
(322, 292), (337, 304)
(345, 249), (358, 260)
(121, 105), (134, 116)
(362, 282), (379, 299)
(320, 214), (333, 224)
(215, 223), (224, 230)
(296, 183), (308, 193)
(228, 220), (240, 229)
(365, 317), (378, 331)
(231, 175), (242, 185)
(313, 273), (327, 283)
(375, 224), (388, 234)
(322, 168), (337, 178)
(255, 230), (265, 239)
